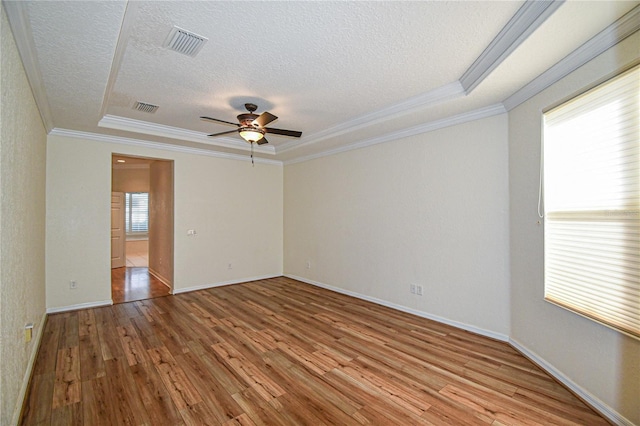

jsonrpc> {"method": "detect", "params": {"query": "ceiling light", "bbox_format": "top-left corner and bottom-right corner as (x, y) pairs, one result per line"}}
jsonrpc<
(239, 127), (265, 143)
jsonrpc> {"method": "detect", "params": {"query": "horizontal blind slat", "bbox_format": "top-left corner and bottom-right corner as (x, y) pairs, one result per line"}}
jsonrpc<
(543, 65), (640, 339)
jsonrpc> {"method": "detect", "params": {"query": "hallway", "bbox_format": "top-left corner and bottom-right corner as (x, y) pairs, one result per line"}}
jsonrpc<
(111, 240), (170, 304)
(111, 266), (170, 304)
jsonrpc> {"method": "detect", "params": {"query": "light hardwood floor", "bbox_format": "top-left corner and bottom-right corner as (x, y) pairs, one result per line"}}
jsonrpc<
(126, 240), (148, 268)
(111, 267), (171, 304)
(20, 277), (609, 425)
(111, 239), (170, 304)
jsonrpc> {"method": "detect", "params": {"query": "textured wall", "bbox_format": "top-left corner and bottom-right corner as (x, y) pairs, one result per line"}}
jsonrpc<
(508, 32), (640, 425)
(149, 160), (174, 286)
(284, 114), (511, 337)
(0, 6), (47, 424)
(46, 135), (113, 308)
(172, 151), (283, 290)
(112, 166), (150, 193)
(46, 134), (283, 309)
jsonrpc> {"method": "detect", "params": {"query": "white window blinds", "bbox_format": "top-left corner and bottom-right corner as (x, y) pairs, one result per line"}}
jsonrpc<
(543, 65), (639, 339)
(125, 192), (149, 234)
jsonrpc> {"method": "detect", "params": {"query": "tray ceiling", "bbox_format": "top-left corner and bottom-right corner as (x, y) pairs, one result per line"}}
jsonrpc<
(4, 0), (639, 163)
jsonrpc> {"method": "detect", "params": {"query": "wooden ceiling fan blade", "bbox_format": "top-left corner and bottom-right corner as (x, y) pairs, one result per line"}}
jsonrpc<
(264, 127), (302, 138)
(207, 129), (238, 137)
(256, 137), (269, 145)
(253, 111), (278, 127)
(200, 116), (239, 127)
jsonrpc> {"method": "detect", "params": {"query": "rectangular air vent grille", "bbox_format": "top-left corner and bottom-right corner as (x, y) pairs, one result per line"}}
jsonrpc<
(133, 101), (159, 114)
(164, 26), (208, 57)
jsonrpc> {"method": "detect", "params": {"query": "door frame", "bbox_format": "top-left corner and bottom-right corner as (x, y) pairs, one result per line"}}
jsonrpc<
(111, 154), (175, 295)
(111, 191), (126, 268)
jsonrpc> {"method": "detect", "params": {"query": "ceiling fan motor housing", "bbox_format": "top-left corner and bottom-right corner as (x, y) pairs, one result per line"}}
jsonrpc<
(237, 113), (260, 127)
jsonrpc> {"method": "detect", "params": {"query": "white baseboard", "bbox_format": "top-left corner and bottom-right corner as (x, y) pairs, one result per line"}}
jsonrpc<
(286, 274), (632, 424)
(285, 274), (509, 342)
(33, 275), (631, 425)
(46, 299), (112, 314)
(11, 311), (48, 425)
(148, 267), (172, 290)
(509, 339), (634, 426)
(173, 274), (281, 295)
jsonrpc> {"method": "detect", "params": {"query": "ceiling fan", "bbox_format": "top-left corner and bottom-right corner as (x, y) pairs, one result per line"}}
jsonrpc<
(200, 103), (302, 146)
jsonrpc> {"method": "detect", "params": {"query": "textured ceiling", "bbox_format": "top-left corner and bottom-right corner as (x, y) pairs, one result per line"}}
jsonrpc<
(4, 0), (639, 163)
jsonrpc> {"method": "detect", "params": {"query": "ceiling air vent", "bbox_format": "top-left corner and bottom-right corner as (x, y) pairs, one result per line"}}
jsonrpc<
(164, 26), (208, 57)
(133, 101), (159, 114)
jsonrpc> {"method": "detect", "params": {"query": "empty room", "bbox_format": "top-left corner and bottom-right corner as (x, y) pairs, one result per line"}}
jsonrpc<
(1, 1), (639, 425)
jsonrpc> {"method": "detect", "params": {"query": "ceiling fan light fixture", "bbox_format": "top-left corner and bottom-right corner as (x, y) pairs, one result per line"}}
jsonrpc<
(239, 127), (265, 143)
(202, 103), (301, 150)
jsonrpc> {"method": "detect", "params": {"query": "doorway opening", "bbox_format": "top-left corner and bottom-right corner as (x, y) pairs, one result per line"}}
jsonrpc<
(111, 154), (174, 304)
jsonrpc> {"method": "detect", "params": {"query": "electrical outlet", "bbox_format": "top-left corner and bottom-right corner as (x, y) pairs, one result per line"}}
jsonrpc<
(416, 285), (423, 296)
(410, 284), (416, 294)
(228, 263), (232, 270)
(306, 260), (311, 269)
(69, 280), (77, 290)
(25, 323), (34, 342)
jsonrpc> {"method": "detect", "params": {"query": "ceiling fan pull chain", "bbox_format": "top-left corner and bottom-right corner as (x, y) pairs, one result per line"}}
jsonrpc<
(251, 141), (254, 166)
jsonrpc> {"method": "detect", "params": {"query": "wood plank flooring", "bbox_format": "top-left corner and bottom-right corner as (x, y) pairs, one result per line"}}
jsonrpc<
(21, 277), (609, 425)
(111, 267), (171, 304)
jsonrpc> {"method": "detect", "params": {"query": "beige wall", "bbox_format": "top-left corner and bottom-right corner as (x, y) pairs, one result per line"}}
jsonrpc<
(0, 6), (48, 424)
(508, 32), (640, 425)
(172, 152), (283, 291)
(6, 3), (637, 423)
(46, 136), (112, 308)
(46, 134), (283, 309)
(284, 114), (511, 338)
(112, 166), (150, 193)
(149, 160), (173, 287)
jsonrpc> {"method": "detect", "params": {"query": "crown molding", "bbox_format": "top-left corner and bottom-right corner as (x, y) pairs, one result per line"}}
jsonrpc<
(98, 114), (276, 155)
(277, 81), (465, 155)
(460, 0), (564, 94)
(285, 103), (506, 165)
(49, 128), (283, 165)
(2, 0), (54, 132)
(99, 1), (138, 119)
(278, 0), (563, 156)
(503, 4), (640, 111)
(12, 0), (630, 168)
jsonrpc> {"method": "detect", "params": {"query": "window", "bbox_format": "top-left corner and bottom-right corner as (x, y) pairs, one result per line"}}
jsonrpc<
(542, 65), (639, 339)
(125, 192), (149, 235)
